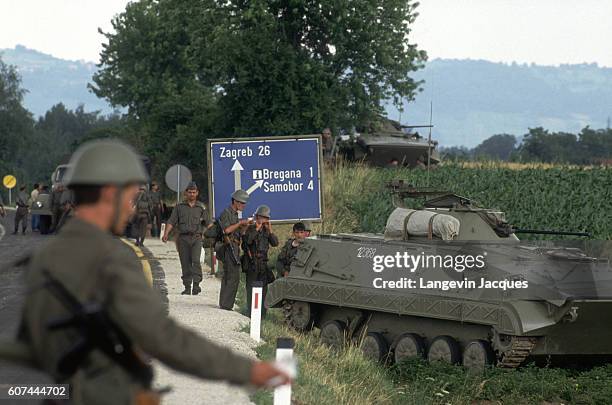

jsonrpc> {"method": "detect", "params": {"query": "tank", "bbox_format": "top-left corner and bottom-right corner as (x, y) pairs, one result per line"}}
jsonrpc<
(266, 181), (612, 370)
(335, 118), (440, 168)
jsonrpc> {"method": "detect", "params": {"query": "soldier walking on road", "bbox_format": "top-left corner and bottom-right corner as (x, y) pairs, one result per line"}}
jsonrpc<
(13, 186), (29, 235)
(17, 139), (288, 405)
(149, 182), (163, 237)
(276, 222), (308, 278)
(162, 182), (207, 295)
(218, 189), (253, 310)
(242, 205), (278, 317)
(134, 185), (152, 246)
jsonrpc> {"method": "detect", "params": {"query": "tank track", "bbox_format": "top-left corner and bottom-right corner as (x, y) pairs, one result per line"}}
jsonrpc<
(497, 336), (537, 368)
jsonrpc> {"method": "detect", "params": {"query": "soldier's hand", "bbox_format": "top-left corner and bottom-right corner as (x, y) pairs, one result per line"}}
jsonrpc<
(250, 361), (291, 388)
(239, 218), (252, 226)
(162, 234), (169, 243)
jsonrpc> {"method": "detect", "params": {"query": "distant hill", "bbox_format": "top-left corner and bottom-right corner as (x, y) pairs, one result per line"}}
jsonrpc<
(385, 59), (612, 146)
(2, 45), (611, 147)
(0, 45), (115, 117)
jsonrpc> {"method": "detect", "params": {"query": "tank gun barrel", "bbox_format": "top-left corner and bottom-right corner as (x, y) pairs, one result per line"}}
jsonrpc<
(512, 228), (591, 237)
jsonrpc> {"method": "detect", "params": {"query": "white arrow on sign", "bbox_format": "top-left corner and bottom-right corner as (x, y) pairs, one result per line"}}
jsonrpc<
(231, 160), (244, 191)
(246, 180), (264, 195)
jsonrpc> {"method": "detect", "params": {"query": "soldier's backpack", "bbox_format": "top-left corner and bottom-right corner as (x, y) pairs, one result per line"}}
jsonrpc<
(203, 219), (223, 248)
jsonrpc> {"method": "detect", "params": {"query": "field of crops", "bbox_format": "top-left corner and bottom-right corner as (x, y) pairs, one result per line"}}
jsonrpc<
(323, 161), (612, 239)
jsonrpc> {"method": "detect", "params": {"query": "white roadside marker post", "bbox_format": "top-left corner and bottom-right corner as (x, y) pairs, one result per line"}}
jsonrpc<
(159, 223), (166, 241)
(273, 338), (295, 405)
(250, 281), (263, 342)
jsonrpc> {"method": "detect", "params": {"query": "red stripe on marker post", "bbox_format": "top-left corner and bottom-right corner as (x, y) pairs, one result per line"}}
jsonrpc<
(250, 281), (263, 342)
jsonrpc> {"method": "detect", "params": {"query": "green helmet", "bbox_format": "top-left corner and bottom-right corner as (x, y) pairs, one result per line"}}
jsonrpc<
(255, 205), (271, 218)
(65, 139), (149, 186)
(231, 189), (249, 203)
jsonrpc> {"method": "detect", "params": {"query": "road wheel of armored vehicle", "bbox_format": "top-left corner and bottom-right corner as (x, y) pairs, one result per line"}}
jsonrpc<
(360, 332), (389, 363)
(284, 301), (314, 331)
(462, 340), (496, 372)
(320, 320), (346, 350)
(392, 333), (426, 364)
(427, 336), (461, 365)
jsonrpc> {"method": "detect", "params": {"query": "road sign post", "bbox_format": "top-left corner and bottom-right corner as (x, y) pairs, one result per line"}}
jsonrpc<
(207, 135), (323, 223)
(164, 164), (192, 205)
(3, 175), (17, 206)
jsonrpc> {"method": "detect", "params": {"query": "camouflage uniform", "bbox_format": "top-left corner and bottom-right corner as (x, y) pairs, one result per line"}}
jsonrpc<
(243, 224), (278, 316)
(134, 190), (152, 246)
(167, 201), (207, 292)
(148, 189), (163, 237)
(218, 206), (241, 309)
(276, 238), (300, 277)
(14, 190), (29, 234)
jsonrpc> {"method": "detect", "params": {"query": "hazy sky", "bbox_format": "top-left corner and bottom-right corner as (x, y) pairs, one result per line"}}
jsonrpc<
(1, 0), (611, 66)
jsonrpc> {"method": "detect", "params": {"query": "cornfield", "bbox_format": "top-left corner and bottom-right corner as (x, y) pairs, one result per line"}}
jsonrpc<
(323, 161), (612, 239)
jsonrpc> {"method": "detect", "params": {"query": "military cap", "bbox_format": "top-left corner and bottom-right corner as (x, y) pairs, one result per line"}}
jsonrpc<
(231, 189), (249, 203)
(254, 205), (271, 218)
(302, 221), (312, 231)
(186, 181), (198, 190)
(65, 139), (149, 186)
(293, 222), (306, 232)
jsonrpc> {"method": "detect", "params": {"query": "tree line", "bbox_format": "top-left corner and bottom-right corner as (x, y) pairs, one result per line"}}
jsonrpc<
(442, 127), (612, 164)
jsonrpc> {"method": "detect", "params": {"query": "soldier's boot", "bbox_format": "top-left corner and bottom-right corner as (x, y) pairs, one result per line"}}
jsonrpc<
(181, 283), (192, 295)
(192, 283), (201, 295)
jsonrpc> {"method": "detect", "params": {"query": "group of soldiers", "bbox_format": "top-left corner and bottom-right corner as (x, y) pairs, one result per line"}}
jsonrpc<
(3, 183), (73, 235)
(9, 139), (289, 404)
(159, 180), (311, 316)
(131, 182), (164, 246)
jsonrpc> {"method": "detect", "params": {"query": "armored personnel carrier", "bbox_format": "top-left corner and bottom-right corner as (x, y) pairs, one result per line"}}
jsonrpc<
(336, 119), (440, 168)
(266, 181), (612, 370)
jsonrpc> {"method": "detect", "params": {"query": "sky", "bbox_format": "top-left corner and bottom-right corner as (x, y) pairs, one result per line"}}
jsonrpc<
(1, 0), (612, 66)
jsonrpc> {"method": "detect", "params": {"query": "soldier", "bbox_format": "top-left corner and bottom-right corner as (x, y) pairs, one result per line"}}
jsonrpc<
(134, 185), (152, 247)
(276, 222), (308, 278)
(162, 182), (207, 295)
(17, 139), (288, 405)
(13, 186), (29, 235)
(242, 205), (278, 317)
(149, 182), (163, 237)
(218, 189), (253, 310)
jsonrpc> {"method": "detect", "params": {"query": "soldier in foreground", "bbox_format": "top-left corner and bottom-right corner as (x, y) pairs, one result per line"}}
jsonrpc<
(162, 182), (206, 295)
(18, 140), (289, 405)
(276, 222), (308, 277)
(13, 185), (29, 234)
(218, 189), (253, 310)
(242, 205), (278, 317)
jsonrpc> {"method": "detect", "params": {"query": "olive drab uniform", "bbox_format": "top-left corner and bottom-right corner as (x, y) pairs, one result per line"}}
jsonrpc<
(14, 190), (29, 234)
(50, 187), (64, 232)
(134, 190), (152, 246)
(276, 238), (300, 278)
(18, 218), (253, 405)
(148, 189), (163, 237)
(167, 201), (207, 291)
(218, 206), (241, 310)
(242, 225), (278, 316)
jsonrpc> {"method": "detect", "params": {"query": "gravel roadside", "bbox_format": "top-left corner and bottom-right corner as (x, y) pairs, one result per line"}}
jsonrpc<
(143, 238), (257, 405)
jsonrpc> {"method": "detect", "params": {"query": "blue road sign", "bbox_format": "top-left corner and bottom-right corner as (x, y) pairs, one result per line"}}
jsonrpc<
(208, 136), (322, 222)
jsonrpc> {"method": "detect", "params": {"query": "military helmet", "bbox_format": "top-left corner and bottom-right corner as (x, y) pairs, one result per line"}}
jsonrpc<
(303, 221), (312, 231)
(65, 139), (149, 186)
(255, 205), (271, 218)
(231, 189), (249, 203)
(186, 181), (198, 190)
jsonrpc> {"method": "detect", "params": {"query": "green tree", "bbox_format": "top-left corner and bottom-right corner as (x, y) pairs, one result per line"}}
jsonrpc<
(473, 134), (517, 161)
(91, 0), (427, 182)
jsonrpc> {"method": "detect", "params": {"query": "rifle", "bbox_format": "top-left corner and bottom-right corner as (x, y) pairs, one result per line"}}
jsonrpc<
(222, 228), (240, 265)
(42, 269), (155, 388)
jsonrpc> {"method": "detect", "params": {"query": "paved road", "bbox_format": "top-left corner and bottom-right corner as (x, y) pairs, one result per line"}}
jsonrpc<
(0, 210), (53, 403)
